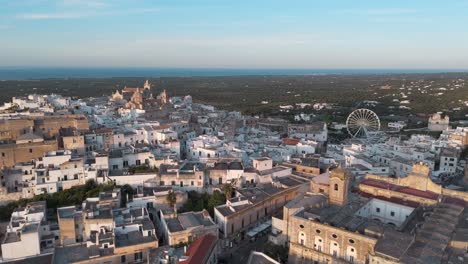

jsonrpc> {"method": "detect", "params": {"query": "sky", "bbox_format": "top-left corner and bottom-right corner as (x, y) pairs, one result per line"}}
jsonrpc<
(1, 0), (468, 69)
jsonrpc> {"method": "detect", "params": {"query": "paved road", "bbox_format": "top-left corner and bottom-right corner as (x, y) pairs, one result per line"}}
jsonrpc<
(220, 235), (269, 264)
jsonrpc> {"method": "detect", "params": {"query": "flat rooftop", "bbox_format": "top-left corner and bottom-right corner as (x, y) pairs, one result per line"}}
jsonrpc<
(115, 230), (157, 247)
(57, 206), (76, 219)
(167, 211), (214, 233)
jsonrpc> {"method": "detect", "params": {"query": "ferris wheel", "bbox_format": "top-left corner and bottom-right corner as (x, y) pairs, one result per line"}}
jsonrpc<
(346, 109), (380, 139)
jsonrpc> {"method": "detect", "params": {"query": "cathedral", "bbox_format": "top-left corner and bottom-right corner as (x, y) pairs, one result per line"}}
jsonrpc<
(111, 80), (167, 110)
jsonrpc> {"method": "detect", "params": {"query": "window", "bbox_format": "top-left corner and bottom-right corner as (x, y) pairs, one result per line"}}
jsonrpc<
(332, 234), (338, 239)
(334, 184), (338, 191)
(180, 181), (183, 187)
(29, 148), (33, 153)
(160, 181), (165, 186)
(376, 207), (380, 213)
(121, 255), (126, 263)
(134, 252), (143, 262)
(136, 160), (141, 165)
(171, 181), (175, 186)
(390, 211), (395, 217)
(299, 232), (306, 246)
(123, 161), (128, 167)
(1, 152), (4, 157)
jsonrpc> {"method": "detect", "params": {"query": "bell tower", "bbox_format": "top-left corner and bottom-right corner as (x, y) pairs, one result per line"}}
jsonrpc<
(328, 165), (350, 206)
(144, 80), (151, 90)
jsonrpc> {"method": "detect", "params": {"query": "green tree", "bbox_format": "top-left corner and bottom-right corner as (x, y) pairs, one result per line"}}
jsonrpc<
(207, 191), (226, 216)
(0, 181), (114, 221)
(222, 184), (233, 200)
(166, 190), (177, 209)
(120, 184), (135, 207)
(264, 243), (289, 263)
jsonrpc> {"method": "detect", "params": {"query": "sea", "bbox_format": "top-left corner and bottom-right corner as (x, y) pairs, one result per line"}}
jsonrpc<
(0, 67), (466, 80)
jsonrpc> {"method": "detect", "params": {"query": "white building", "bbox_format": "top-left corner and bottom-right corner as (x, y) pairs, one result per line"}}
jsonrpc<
(1, 201), (57, 261)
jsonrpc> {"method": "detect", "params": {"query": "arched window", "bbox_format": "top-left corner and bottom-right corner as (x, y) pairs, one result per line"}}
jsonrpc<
(346, 246), (356, 263)
(334, 184), (339, 191)
(314, 236), (323, 252)
(298, 232), (306, 246)
(330, 241), (340, 257)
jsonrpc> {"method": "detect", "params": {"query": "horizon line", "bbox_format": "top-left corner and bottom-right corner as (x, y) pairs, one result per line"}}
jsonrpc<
(1, 66), (468, 71)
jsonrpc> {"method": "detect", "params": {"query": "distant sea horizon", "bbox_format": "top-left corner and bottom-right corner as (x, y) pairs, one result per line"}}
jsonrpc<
(0, 67), (467, 80)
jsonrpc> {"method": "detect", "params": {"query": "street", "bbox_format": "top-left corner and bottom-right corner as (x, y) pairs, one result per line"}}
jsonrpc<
(220, 235), (269, 264)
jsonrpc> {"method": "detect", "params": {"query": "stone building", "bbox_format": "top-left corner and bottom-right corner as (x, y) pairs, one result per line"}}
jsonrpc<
(277, 163), (468, 264)
(33, 114), (89, 138)
(59, 127), (86, 155)
(158, 162), (205, 190)
(428, 113), (449, 131)
(214, 176), (308, 239)
(159, 209), (218, 246)
(207, 160), (244, 185)
(358, 163), (468, 205)
(0, 119), (34, 141)
(0, 139), (58, 168)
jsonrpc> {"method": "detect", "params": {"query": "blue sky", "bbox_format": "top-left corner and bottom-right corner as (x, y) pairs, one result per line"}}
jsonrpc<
(1, 0), (467, 68)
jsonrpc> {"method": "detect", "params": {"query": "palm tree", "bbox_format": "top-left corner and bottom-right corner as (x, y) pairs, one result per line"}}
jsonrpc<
(166, 190), (177, 210)
(223, 184), (233, 200)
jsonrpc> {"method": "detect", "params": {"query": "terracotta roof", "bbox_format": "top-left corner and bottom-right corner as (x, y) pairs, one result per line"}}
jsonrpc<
(359, 191), (421, 208)
(179, 234), (217, 264)
(395, 186), (438, 200)
(361, 179), (392, 189)
(282, 138), (300, 146)
(442, 196), (467, 207)
(360, 179), (439, 200)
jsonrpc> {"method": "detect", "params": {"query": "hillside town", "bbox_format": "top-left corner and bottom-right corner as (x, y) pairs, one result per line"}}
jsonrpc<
(0, 80), (467, 264)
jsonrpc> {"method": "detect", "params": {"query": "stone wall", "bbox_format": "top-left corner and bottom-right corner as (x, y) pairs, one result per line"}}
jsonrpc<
(287, 213), (377, 264)
(0, 140), (58, 168)
(0, 190), (22, 205)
